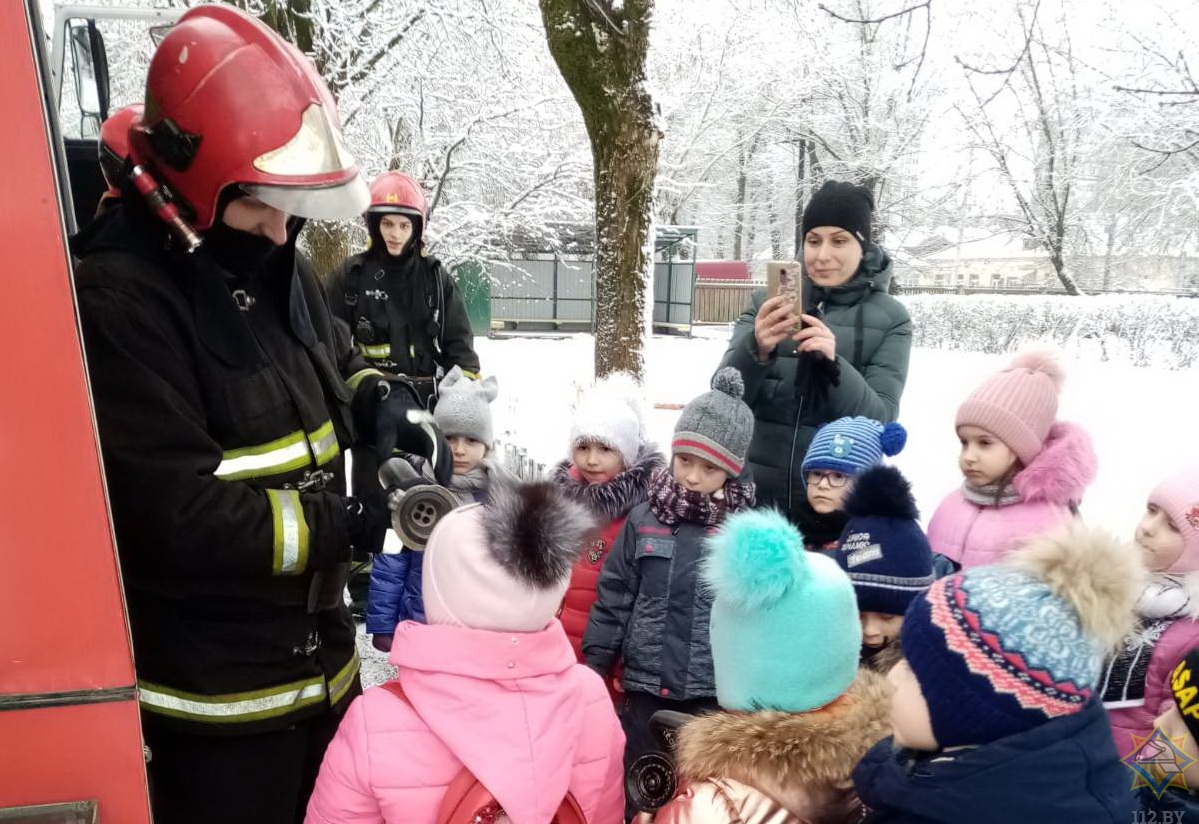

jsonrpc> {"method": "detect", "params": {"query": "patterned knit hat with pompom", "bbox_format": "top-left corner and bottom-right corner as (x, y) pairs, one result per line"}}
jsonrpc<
(956, 347), (1065, 465)
(900, 522), (1142, 748)
(801, 416), (907, 477)
(672, 367), (754, 477)
(703, 509), (861, 712)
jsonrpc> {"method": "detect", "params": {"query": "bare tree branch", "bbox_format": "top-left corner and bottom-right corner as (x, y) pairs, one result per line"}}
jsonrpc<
(817, 0), (930, 26)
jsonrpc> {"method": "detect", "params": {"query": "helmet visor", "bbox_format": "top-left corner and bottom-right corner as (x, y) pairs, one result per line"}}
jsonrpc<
(245, 175), (370, 221)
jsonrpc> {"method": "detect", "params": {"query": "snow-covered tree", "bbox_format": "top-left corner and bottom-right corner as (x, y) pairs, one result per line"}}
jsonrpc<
(539, 0), (661, 379)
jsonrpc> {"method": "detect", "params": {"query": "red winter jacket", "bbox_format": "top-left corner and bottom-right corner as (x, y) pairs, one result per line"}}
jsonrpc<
(553, 447), (665, 661)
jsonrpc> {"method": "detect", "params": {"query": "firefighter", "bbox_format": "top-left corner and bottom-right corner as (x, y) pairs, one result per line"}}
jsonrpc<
(325, 170), (482, 618)
(69, 7), (450, 823)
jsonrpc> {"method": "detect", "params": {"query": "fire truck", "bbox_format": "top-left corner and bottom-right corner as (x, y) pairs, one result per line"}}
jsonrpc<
(2, 3), (177, 820)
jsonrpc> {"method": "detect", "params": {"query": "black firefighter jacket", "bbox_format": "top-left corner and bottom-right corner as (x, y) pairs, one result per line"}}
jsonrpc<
(325, 250), (480, 392)
(72, 206), (382, 734)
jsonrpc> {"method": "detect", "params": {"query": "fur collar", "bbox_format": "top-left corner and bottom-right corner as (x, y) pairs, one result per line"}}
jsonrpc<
(675, 670), (891, 813)
(552, 444), (665, 521)
(1012, 421), (1097, 505)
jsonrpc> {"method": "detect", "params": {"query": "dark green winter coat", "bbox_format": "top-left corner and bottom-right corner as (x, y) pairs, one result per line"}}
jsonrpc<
(720, 246), (912, 522)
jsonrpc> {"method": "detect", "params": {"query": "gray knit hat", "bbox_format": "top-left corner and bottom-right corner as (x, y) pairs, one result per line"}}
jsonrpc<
(434, 366), (499, 449)
(672, 368), (754, 477)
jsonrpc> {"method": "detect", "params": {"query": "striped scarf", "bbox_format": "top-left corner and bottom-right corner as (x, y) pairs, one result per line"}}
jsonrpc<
(647, 467), (756, 527)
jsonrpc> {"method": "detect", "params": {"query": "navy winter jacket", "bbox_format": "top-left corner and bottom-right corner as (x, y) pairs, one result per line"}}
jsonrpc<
(852, 700), (1136, 823)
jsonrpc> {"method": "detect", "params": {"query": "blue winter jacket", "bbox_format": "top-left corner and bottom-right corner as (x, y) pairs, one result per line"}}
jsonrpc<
(366, 549), (425, 634)
(853, 700), (1136, 823)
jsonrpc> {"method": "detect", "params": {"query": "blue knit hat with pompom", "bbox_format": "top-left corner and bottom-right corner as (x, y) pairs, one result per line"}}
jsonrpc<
(801, 416), (906, 477)
(703, 509), (861, 712)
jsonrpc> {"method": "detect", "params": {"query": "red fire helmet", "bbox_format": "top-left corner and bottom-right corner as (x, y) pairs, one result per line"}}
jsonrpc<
(367, 171), (427, 222)
(128, 4), (368, 231)
(98, 104), (143, 195)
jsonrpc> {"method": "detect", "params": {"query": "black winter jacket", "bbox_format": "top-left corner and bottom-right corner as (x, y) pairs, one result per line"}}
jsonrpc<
(72, 205), (374, 734)
(325, 250), (479, 397)
(583, 501), (718, 700)
(720, 246), (911, 522)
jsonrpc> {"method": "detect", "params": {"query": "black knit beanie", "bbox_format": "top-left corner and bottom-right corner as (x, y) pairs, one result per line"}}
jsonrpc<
(801, 181), (874, 246)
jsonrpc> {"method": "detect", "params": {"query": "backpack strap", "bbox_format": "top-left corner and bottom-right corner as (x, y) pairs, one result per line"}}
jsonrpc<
(342, 258), (365, 320)
(379, 680), (588, 824)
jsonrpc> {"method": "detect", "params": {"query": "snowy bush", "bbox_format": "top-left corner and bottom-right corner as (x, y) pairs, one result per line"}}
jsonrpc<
(900, 294), (1199, 369)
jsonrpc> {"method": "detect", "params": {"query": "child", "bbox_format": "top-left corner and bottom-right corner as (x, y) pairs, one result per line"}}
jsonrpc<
(583, 368), (756, 793)
(555, 373), (665, 660)
(1136, 647), (1199, 816)
(306, 481), (625, 824)
(1103, 468), (1199, 757)
(927, 348), (1097, 569)
(644, 508), (890, 824)
(367, 367), (508, 651)
(853, 523), (1143, 823)
(832, 464), (936, 673)
(799, 416), (907, 550)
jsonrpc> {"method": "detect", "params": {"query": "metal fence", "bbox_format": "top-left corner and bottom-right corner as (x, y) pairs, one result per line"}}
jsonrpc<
(490, 258), (696, 330)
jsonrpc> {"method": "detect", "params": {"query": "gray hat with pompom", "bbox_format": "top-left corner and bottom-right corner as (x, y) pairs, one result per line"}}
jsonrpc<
(672, 367), (754, 477)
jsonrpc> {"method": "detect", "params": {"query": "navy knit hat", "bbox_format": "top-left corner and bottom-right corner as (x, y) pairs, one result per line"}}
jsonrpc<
(801, 181), (874, 246)
(899, 523), (1142, 748)
(833, 465), (934, 617)
(801, 417), (906, 477)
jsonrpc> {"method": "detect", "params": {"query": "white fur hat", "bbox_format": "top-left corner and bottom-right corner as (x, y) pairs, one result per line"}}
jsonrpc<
(569, 372), (649, 469)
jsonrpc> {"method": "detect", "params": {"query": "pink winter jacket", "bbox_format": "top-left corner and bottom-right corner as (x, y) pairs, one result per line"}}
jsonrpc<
(928, 421), (1097, 569)
(305, 619), (626, 824)
(1107, 611), (1199, 758)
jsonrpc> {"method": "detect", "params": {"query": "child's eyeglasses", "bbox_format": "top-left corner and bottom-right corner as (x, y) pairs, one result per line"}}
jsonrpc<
(805, 470), (850, 488)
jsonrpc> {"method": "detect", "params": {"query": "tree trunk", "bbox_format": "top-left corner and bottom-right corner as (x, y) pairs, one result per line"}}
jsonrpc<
(539, 0), (661, 380)
(1048, 248), (1080, 295)
(733, 142), (748, 261)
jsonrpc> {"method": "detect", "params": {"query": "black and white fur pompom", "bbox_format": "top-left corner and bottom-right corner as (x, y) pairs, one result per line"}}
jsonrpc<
(482, 480), (596, 589)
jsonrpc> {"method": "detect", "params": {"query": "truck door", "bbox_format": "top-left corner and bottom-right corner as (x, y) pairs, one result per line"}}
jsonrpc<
(0, 2), (152, 820)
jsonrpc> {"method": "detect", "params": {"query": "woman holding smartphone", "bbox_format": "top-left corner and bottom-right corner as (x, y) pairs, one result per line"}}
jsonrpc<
(719, 180), (913, 544)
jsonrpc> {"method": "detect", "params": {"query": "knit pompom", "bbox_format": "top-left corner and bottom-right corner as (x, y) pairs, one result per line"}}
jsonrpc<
(880, 421), (907, 456)
(711, 367), (745, 401)
(703, 509), (806, 612)
(1008, 521), (1144, 652)
(1007, 346), (1065, 390)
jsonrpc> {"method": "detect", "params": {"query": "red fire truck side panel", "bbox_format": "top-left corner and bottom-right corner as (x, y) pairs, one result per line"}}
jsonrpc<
(1, 2), (150, 818)
(0, 702), (150, 819)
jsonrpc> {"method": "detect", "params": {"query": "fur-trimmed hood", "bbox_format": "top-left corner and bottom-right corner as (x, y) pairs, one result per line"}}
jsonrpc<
(1012, 421), (1096, 505)
(674, 670), (891, 820)
(553, 444), (665, 521)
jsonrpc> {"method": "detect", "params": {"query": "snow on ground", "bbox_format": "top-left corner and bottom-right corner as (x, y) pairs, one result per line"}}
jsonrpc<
(358, 326), (1199, 687)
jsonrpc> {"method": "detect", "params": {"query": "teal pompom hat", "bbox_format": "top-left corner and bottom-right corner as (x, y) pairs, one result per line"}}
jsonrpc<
(703, 509), (862, 713)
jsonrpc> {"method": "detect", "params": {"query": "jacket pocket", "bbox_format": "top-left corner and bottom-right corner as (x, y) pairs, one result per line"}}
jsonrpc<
(221, 368), (292, 430)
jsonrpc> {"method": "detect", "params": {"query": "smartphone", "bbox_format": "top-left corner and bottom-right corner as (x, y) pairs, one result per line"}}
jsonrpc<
(766, 260), (808, 332)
